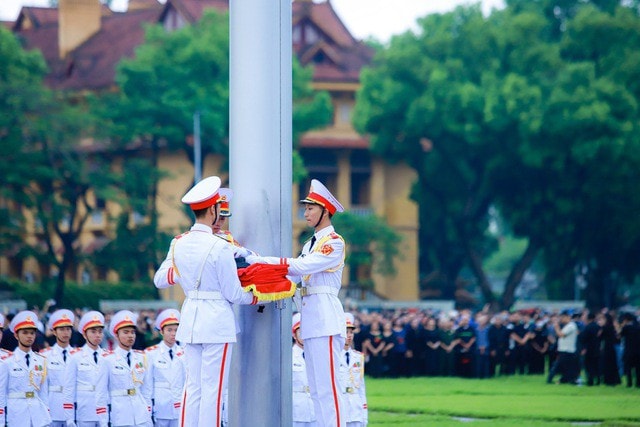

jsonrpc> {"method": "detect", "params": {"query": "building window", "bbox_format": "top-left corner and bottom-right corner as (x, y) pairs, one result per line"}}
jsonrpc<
(336, 102), (353, 126)
(293, 25), (301, 43)
(305, 25), (319, 44)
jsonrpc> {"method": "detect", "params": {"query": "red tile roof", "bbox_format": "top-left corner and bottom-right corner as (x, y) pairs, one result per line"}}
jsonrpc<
(300, 134), (369, 149)
(159, 0), (228, 22)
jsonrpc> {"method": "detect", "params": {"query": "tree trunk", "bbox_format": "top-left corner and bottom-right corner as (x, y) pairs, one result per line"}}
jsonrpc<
(466, 245), (495, 306)
(500, 239), (540, 310)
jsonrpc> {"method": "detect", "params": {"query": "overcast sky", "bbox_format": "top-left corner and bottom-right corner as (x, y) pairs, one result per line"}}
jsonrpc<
(0, 0), (505, 42)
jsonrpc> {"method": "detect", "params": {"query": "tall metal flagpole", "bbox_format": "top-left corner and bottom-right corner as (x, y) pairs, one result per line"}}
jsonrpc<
(228, 0), (293, 426)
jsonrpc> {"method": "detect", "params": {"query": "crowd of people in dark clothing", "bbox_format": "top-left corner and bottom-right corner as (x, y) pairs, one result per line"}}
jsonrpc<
(347, 305), (640, 387)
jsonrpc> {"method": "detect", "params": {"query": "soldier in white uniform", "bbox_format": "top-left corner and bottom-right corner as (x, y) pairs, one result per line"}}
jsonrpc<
(96, 310), (152, 427)
(292, 312), (317, 427)
(153, 176), (258, 427)
(145, 309), (185, 427)
(248, 179), (347, 427)
(40, 309), (75, 427)
(0, 310), (51, 427)
(63, 310), (108, 427)
(339, 313), (368, 427)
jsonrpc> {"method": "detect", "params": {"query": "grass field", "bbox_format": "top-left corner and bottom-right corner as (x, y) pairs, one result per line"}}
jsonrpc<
(366, 375), (640, 426)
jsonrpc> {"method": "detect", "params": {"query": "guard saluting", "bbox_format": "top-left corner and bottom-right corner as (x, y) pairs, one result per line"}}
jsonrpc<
(63, 310), (108, 427)
(0, 310), (51, 426)
(248, 179), (348, 427)
(40, 309), (76, 427)
(96, 310), (152, 427)
(154, 176), (258, 427)
(145, 309), (185, 427)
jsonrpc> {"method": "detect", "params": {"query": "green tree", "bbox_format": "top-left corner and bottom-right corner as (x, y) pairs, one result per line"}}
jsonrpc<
(354, 2), (640, 309)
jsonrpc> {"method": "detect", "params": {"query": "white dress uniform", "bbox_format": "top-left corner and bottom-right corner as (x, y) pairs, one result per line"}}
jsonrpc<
(249, 179), (347, 427)
(0, 311), (51, 427)
(64, 345), (107, 426)
(63, 310), (108, 427)
(292, 312), (317, 427)
(96, 311), (152, 427)
(146, 309), (186, 427)
(293, 345), (316, 426)
(338, 348), (368, 427)
(42, 309), (76, 427)
(145, 342), (185, 427)
(40, 344), (74, 426)
(153, 176), (257, 427)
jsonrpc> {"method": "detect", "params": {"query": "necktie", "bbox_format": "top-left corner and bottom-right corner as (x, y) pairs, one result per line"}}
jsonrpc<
(169, 349), (174, 360)
(25, 353), (30, 367)
(126, 352), (131, 367)
(63, 349), (67, 362)
(345, 351), (350, 365)
(93, 351), (98, 364)
(309, 235), (317, 251)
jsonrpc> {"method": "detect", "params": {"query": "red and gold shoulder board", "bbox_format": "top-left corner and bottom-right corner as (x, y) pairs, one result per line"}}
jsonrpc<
(174, 231), (190, 239)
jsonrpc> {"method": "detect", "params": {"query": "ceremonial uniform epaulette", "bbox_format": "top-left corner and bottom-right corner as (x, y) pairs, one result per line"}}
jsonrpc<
(133, 349), (145, 354)
(70, 347), (82, 355)
(176, 350), (184, 357)
(102, 350), (114, 357)
(0, 351), (12, 360)
(39, 347), (53, 354)
(329, 232), (341, 239)
(35, 351), (47, 359)
(145, 345), (159, 352)
(175, 231), (190, 239)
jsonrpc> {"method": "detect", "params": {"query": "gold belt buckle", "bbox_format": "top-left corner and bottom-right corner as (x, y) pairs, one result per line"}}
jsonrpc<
(25, 391), (35, 398)
(346, 387), (354, 394)
(127, 388), (136, 396)
(300, 287), (308, 297)
(304, 386), (310, 393)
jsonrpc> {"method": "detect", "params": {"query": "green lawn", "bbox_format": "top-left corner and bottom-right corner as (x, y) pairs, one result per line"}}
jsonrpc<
(366, 375), (640, 426)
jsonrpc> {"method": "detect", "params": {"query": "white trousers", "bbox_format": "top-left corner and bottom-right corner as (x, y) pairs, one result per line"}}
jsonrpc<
(180, 343), (232, 427)
(304, 335), (346, 427)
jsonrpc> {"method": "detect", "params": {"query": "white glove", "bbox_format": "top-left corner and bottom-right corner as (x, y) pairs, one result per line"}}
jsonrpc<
(245, 254), (261, 265)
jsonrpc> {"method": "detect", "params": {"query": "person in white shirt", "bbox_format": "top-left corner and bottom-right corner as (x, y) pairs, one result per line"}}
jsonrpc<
(248, 179), (347, 427)
(96, 310), (152, 427)
(0, 310), (51, 427)
(63, 310), (108, 427)
(145, 309), (186, 427)
(547, 311), (579, 384)
(40, 309), (76, 427)
(154, 176), (258, 427)
(339, 313), (368, 427)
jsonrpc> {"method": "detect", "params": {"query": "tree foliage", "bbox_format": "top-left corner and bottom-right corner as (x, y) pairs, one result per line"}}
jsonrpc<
(354, 1), (640, 309)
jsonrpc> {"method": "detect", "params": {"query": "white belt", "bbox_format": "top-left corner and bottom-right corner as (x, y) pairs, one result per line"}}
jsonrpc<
(77, 384), (96, 392)
(154, 381), (170, 389)
(187, 290), (223, 300)
(49, 385), (63, 392)
(299, 286), (339, 297)
(111, 388), (137, 397)
(9, 391), (37, 399)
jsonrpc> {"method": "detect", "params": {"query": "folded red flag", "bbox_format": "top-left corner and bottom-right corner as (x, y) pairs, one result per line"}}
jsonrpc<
(238, 263), (296, 302)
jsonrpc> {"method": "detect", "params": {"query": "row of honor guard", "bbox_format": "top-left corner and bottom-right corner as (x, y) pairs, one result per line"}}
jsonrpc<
(0, 308), (185, 427)
(292, 312), (368, 427)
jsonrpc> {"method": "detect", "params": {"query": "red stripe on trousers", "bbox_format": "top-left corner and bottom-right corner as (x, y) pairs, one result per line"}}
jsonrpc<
(329, 336), (341, 426)
(180, 384), (187, 427)
(217, 343), (229, 426)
